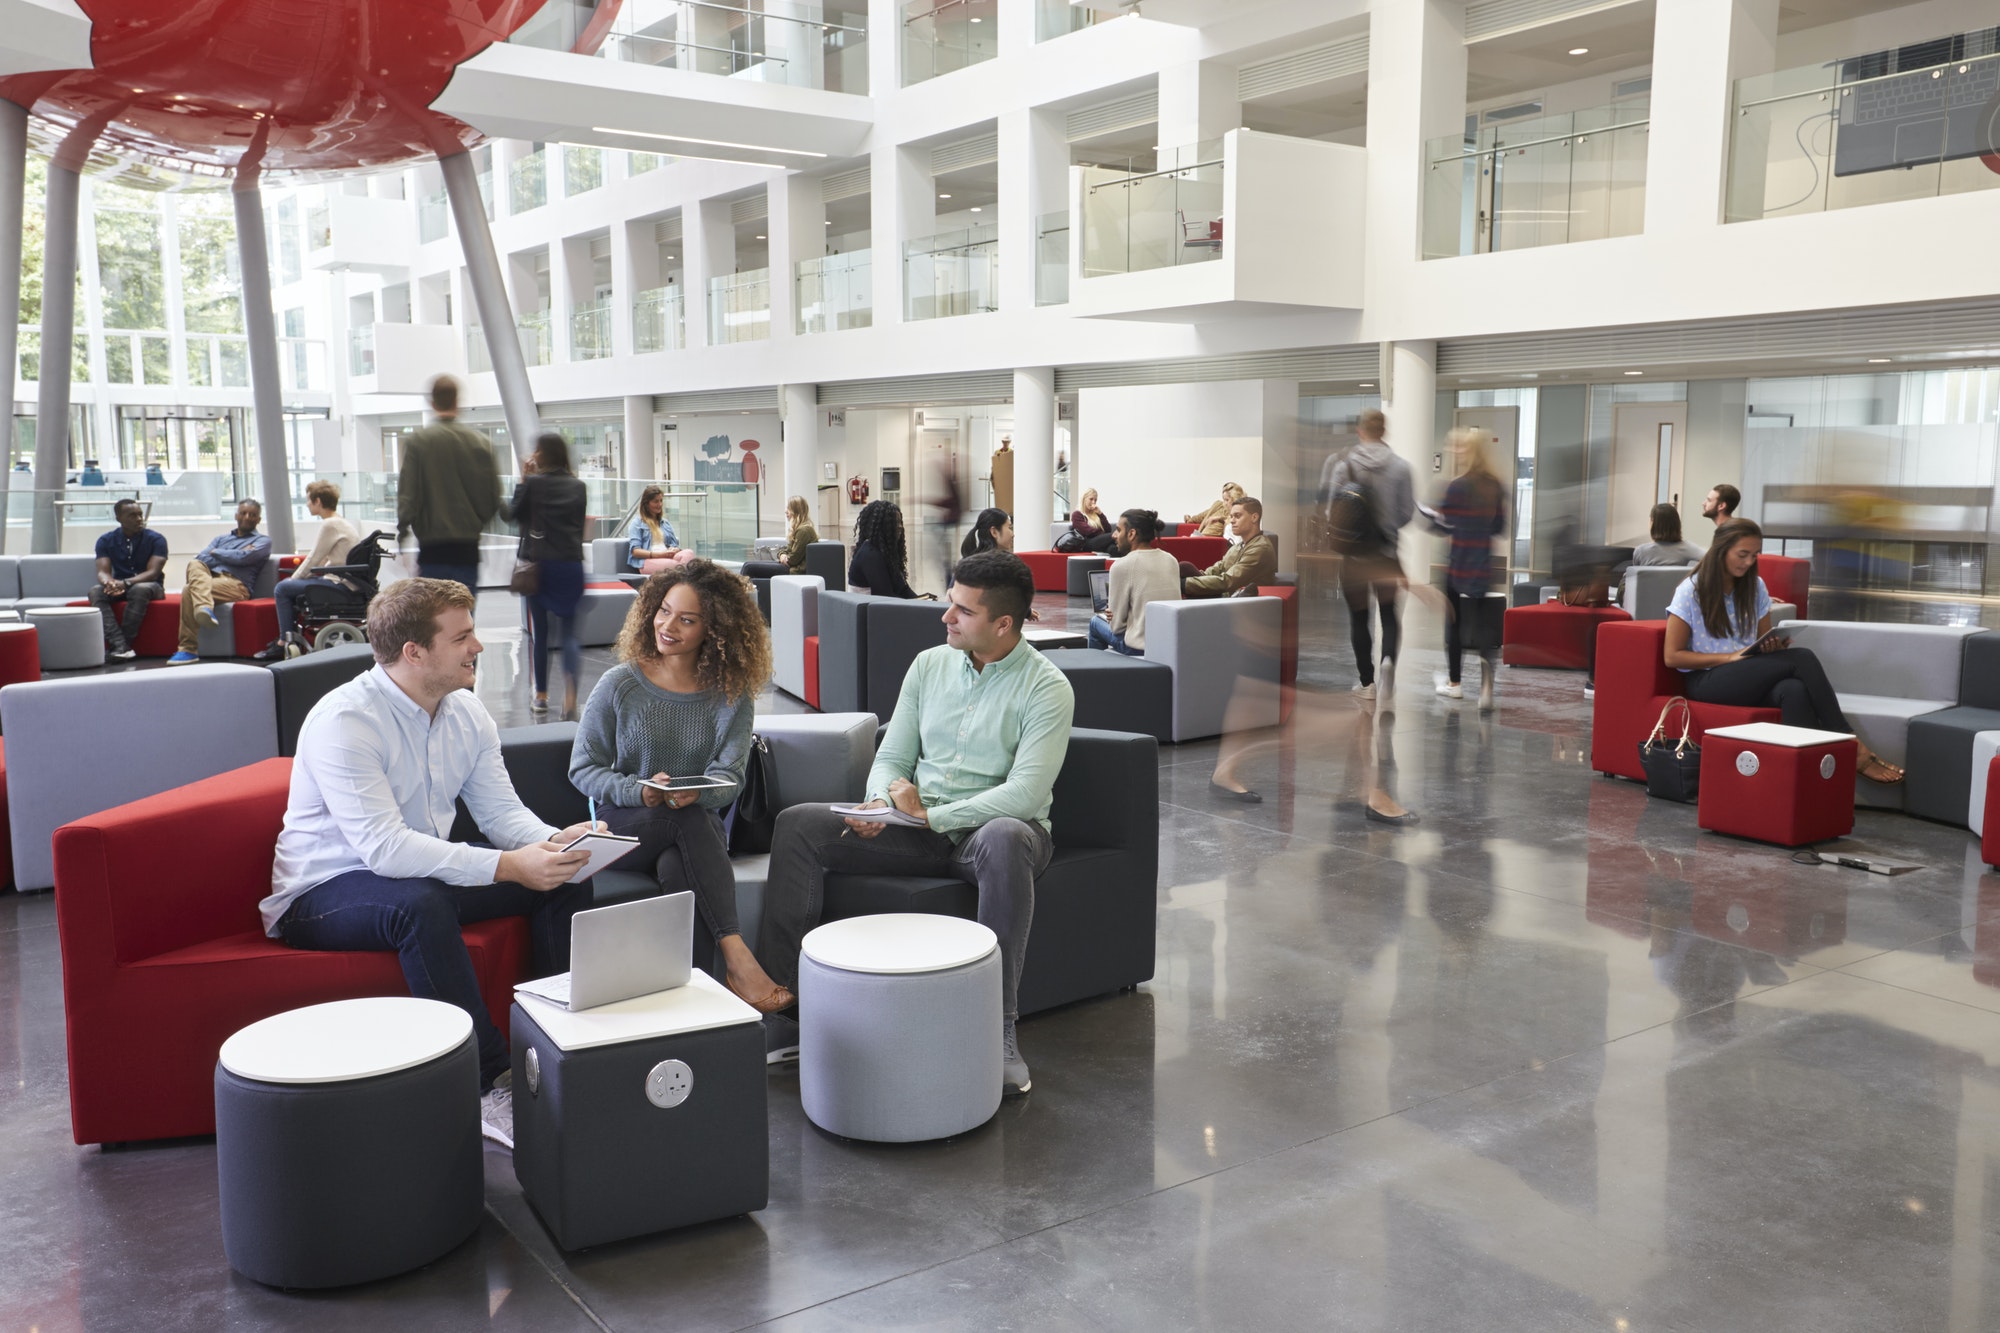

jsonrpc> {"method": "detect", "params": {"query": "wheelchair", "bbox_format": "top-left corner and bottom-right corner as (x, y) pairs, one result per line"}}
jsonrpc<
(254, 529), (394, 660)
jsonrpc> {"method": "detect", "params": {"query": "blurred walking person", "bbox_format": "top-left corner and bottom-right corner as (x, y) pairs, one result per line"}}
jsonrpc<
(397, 375), (502, 593)
(511, 433), (588, 719)
(1326, 410), (1415, 702)
(1430, 426), (1508, 711)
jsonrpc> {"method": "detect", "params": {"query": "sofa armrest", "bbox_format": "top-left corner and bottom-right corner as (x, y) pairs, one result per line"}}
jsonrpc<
(1050, 729), (1159, 855)
(53, 759), (293, 972)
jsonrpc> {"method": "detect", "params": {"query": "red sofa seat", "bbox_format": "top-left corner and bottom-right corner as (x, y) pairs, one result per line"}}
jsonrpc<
(1502, 603), (1631, 670)
(1590, 620), (1779, 782)
(803, 634), (821, 710)
(1758, 553), (1809, 621)
(1157, 535), (1229, 570)
(232, 597), (280, 655)
(1256, 585), (1299, 721)
(52, 758), (527, 1145)
(66, 594), (181, 656)
(1985, 756), (2000, 871)
(1018, 550), (1071, 593)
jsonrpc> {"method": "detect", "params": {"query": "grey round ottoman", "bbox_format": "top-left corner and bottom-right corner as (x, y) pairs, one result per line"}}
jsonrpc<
(26, 606), (104, 670)
(799, 914), (1001, 1142)
(215, 997), (483, 1289)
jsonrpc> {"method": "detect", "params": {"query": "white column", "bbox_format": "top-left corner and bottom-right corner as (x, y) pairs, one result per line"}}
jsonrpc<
(768, 172), (823, 339)
(623, 395), (652, 479)
(781, 382), (819, 513)
(1365, 0), (1467, 274)
(998, 106), (1066, 311)
(1382, 340), (1439, 577)
(1013, 367), (1055, 550)
(684, 196), (735, 349)
(1156, 60), (1241, 149)
(233, 181), (299, 554)
(441, 150), (538, 458)
(870, 143), (933, 327)
(609, 210), (638, 358)
(867, 0), (900, 96)
(31, 161), (81, 553)
(1645, 0), (1780, 235)
(0, 100), (26, 545)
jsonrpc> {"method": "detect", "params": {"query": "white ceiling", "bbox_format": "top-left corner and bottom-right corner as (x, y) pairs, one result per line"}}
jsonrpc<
(1466, 2), (1658, 104)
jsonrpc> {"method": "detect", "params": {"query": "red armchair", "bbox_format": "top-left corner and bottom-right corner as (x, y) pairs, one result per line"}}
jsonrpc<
(1757, 553), (1809, 621)
(1502, 602), (1630, 670)
(52, 759), (527, 1145)
(1590, 621), (1779, 782)
(1157, 535), (1229, 569)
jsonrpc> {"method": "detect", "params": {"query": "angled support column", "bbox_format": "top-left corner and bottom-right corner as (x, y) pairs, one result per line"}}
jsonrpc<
(232, 180), (296, 554)
(31, 160), (81, 554)
(439, 149), (538, 459)
(0, 100), (27, 555)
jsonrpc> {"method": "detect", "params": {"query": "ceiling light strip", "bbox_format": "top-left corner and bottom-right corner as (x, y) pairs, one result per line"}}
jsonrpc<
(590, 126), (826, 158)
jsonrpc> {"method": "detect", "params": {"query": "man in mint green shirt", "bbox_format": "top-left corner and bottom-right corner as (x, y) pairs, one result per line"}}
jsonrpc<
(759, 550), (1075, 1096)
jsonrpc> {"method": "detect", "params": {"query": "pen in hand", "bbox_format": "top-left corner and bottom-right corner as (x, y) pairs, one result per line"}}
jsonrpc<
(587, 797), (597, 832)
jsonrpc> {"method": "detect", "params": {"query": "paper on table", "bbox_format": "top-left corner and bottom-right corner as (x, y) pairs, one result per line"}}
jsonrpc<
(830, 803), (928, 828)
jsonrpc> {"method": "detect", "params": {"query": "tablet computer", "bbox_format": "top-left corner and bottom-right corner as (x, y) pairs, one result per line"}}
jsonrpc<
(636, 775), (739, 793)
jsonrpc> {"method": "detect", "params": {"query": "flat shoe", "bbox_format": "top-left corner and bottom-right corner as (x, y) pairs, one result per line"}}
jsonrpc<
(1365, 805), (1420, 826)
(1210, 781), (1262, 804)
(729, 978), (796, 1014)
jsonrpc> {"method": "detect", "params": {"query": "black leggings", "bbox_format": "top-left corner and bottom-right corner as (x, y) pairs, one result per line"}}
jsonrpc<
(600, 802), (740, 940)
(1343, 576), (1401, 686)
(1064, 531), (1118, 554)
(1443, 589), (1493, 685)
(1683, 648), (1852, 734)
(740, 560), (791, 580)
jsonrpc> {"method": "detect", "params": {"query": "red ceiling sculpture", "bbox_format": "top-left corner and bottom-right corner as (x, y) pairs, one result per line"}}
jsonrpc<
(0, 0), (551, 175)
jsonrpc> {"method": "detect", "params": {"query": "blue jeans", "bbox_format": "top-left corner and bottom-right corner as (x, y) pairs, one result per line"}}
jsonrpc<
(419, 561), (480, 592)
(277, 868), (591, 1088)
(1087, 615), (1140, 656)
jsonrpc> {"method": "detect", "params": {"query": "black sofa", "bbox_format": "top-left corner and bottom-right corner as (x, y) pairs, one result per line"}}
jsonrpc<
(454, 723), (1159, 1018)
(816, 589), (949, 719)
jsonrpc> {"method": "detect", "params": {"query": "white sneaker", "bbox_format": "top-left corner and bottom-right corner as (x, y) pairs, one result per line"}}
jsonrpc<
(1380, 660), (1396, 699)
(479, 1074), (514, 1150)
(1002, 1019), (1031, 1097)
(1584, 682), (1596, 700)
(108, 647), (136, 661)
(1436, 681), (1463, 700)
(1350, 681), (1377, 701)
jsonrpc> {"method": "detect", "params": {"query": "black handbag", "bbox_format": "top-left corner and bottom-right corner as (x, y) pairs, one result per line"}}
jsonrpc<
(725, 734), (776, 854)
(1638, 697), (1702, 803)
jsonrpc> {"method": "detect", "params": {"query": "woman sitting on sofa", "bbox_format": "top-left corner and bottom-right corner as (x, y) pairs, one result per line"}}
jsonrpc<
(848, 499), (924, 599)
(740, 494), (819, 581)
(569, 559), (792, 1012)
(1062, 489), (1119, 554)
(629, 485), (698, 574)
(1664, 517), (1903, 786)
(1183, 482), (1244, 539)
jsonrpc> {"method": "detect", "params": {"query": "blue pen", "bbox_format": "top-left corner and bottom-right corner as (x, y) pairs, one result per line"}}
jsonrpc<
(587, 797), (597, 830)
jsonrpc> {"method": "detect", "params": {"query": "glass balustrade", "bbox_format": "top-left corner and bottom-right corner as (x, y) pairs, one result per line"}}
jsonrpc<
(510, 148), (547, 214)
(305, 201), (331, 252)
(1423, 103), (1650, 258)
(633, 286), (686, 352)
(1036, 210), (1069, 304)
(520, 310), (553, 365)
(795, 250), (873, 333)
(1036, 0), (1114, 40)
(902, 0), (995, 86)
(565, 145), (604, 196)
(281, 337), (325, 393)
(1726, 39), (2000, 223)
(467, 317), (552, 372)
(1080, 142), (1224, 278)
(510, 0), (868, 94)
(904, 225), (997, 321)
(418, 190), (449, 243)
(570, 300), (613, 359)
(708, 269), (771, 344)
(348, 325), (375, 377)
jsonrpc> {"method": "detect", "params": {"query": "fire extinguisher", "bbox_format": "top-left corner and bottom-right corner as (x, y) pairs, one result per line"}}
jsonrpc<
(847, 474), (870, 505)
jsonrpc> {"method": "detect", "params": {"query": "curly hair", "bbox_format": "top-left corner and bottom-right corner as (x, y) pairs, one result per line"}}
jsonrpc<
(854, 499), (908, 583)
(615, 559), (772, 704)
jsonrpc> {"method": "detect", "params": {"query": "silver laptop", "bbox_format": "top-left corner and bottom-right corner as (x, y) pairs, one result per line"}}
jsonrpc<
(1088, 569), (1111, 614)
(515, 891), (694, 1011)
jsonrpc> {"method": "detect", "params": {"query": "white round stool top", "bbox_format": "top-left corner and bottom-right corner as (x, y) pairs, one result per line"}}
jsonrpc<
(26, 606), (98, 618)
(219, 997), (473, 1085)
(802, 914), (997, 975)
(0, 621), (31, 631)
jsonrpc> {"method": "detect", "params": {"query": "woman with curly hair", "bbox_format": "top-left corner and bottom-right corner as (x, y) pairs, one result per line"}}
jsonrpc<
(568, 560), (790, 1011)
(848, 498), (921, 598)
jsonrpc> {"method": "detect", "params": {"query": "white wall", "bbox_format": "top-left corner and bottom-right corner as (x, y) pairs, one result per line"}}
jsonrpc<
(1077, 380), (1272, 526)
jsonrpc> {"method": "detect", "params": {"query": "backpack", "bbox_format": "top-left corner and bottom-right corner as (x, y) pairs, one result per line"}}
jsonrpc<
(1327, 480), (1392, 557)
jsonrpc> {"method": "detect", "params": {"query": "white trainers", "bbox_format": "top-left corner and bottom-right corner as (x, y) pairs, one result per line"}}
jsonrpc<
(1380, 660), (1396, 700)
(479, 1073), (515, 1150)
(1583, 682), (1596, 700)
(1350, 681), (1377, 701)
(1436, 681), (1463, 700)
(1002, 1019), (1031, 1096)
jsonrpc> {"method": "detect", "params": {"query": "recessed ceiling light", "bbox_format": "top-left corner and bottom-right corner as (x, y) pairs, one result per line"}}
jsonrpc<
(1358, 382), (1375, 388)
(1867, 357), (1891, 363)
(969, 15), (981, 20)
(1569, 47), (1589, 56)
(938, 193), (952, 199)
(755, 234), (766, 239)
(1624, 370), (1643, 376)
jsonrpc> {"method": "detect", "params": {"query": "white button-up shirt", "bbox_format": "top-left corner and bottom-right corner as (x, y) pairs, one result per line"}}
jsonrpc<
(261, 666), (558, 935)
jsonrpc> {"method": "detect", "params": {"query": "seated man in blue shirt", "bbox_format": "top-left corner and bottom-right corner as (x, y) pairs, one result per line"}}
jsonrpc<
(86, 499), (168, 660)
(259, 578), (601, 1147)
(759, 550), (1076, 1096)
(169, 498), (272, 665)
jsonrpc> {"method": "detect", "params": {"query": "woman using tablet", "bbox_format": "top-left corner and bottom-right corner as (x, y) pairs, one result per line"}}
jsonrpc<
(569, 560), (791, 1011)
(1665, 518), (1904, 786)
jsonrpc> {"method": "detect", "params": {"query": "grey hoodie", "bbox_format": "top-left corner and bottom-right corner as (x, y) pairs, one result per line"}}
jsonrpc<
(1327, 442), (1417, 537)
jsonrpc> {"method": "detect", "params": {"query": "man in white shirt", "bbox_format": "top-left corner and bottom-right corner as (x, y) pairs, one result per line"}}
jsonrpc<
(259, 579), (598, 1138)
(1087, 508), (1179, 656)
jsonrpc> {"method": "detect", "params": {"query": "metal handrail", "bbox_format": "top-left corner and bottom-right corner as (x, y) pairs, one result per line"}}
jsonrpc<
(1734, 47), (2000, 112)
(904, 0), (970, 24)
(680, 0), (867, 36)
(1427, 117), (1651, 167)
(612, 31), (792, 64)
(1087, 159), (1224, 193)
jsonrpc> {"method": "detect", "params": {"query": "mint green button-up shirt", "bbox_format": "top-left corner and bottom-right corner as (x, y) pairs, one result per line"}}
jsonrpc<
(866, 639), (1077, 840)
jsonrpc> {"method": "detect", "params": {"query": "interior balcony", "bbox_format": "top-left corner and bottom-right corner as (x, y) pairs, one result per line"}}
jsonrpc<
(305, 195), (414, 276)
(1067, 128), (1365, 322)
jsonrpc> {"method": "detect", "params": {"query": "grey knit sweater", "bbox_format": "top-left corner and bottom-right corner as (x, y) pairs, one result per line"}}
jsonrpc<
(568, 664), (755, 811)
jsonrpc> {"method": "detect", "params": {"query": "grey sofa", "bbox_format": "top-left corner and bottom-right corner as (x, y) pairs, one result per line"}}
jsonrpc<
(1144, 597), (1283, 742)
(1903, 631), (2000, 826)
(1038, 648), (1173, 742)
(803, 540), (845, 591)
(769, 575), (822, 701)
(589, 536), (645, 587)
(1778, 620), (1982, 811)
(815, 589), (948, 720)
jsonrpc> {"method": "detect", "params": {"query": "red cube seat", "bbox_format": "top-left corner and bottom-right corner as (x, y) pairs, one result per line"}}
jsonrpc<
(231, 597), (280, 656)
(52, 758), (528, 1145)
(1985, 756), (2000, 870)
(1590, 621), (1779, 782)
(1017, 550), (1071, 593)
(1156, 535), (1229, 570)
(1501, 602), (1631, 670)
(803, 634), (821, 710)
(1696, 723), (1857, 847)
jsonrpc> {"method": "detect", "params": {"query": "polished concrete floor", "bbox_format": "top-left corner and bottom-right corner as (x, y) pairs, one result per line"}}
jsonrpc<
(7, 585), (2000, 1331)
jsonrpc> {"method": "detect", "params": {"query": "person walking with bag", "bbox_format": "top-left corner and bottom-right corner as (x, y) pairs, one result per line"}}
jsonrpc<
(1430, 427), (1508, 711)
(510, 433), (588, 719)
(1326, 410), (1415, 701)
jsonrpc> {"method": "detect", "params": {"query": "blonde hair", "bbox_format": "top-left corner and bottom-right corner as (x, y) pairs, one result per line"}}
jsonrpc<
(1081, 488), (1099, 510)
(785, 495), (811, 531)
(1447, 426), (1496, 480)
(366, 578), (476, 666)
(1222, 482), (1245, 502)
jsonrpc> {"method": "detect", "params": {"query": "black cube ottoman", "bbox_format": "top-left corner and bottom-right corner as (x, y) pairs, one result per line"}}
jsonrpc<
(1039, 648), (1174, 742)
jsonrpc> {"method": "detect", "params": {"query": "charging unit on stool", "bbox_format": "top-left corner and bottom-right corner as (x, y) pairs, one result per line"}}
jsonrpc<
(509, 973), (767, 1250)
(1697, 723), (1857, 847)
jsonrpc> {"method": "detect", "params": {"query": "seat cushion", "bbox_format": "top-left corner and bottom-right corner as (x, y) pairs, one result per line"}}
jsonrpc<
(1903, 707), (2000, 827)
(1835, 694), (1952, 811)
(1782, 621), (1979, 703)
(1016, 551), (1069, 593)
(1037, 649), (1173, 742)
